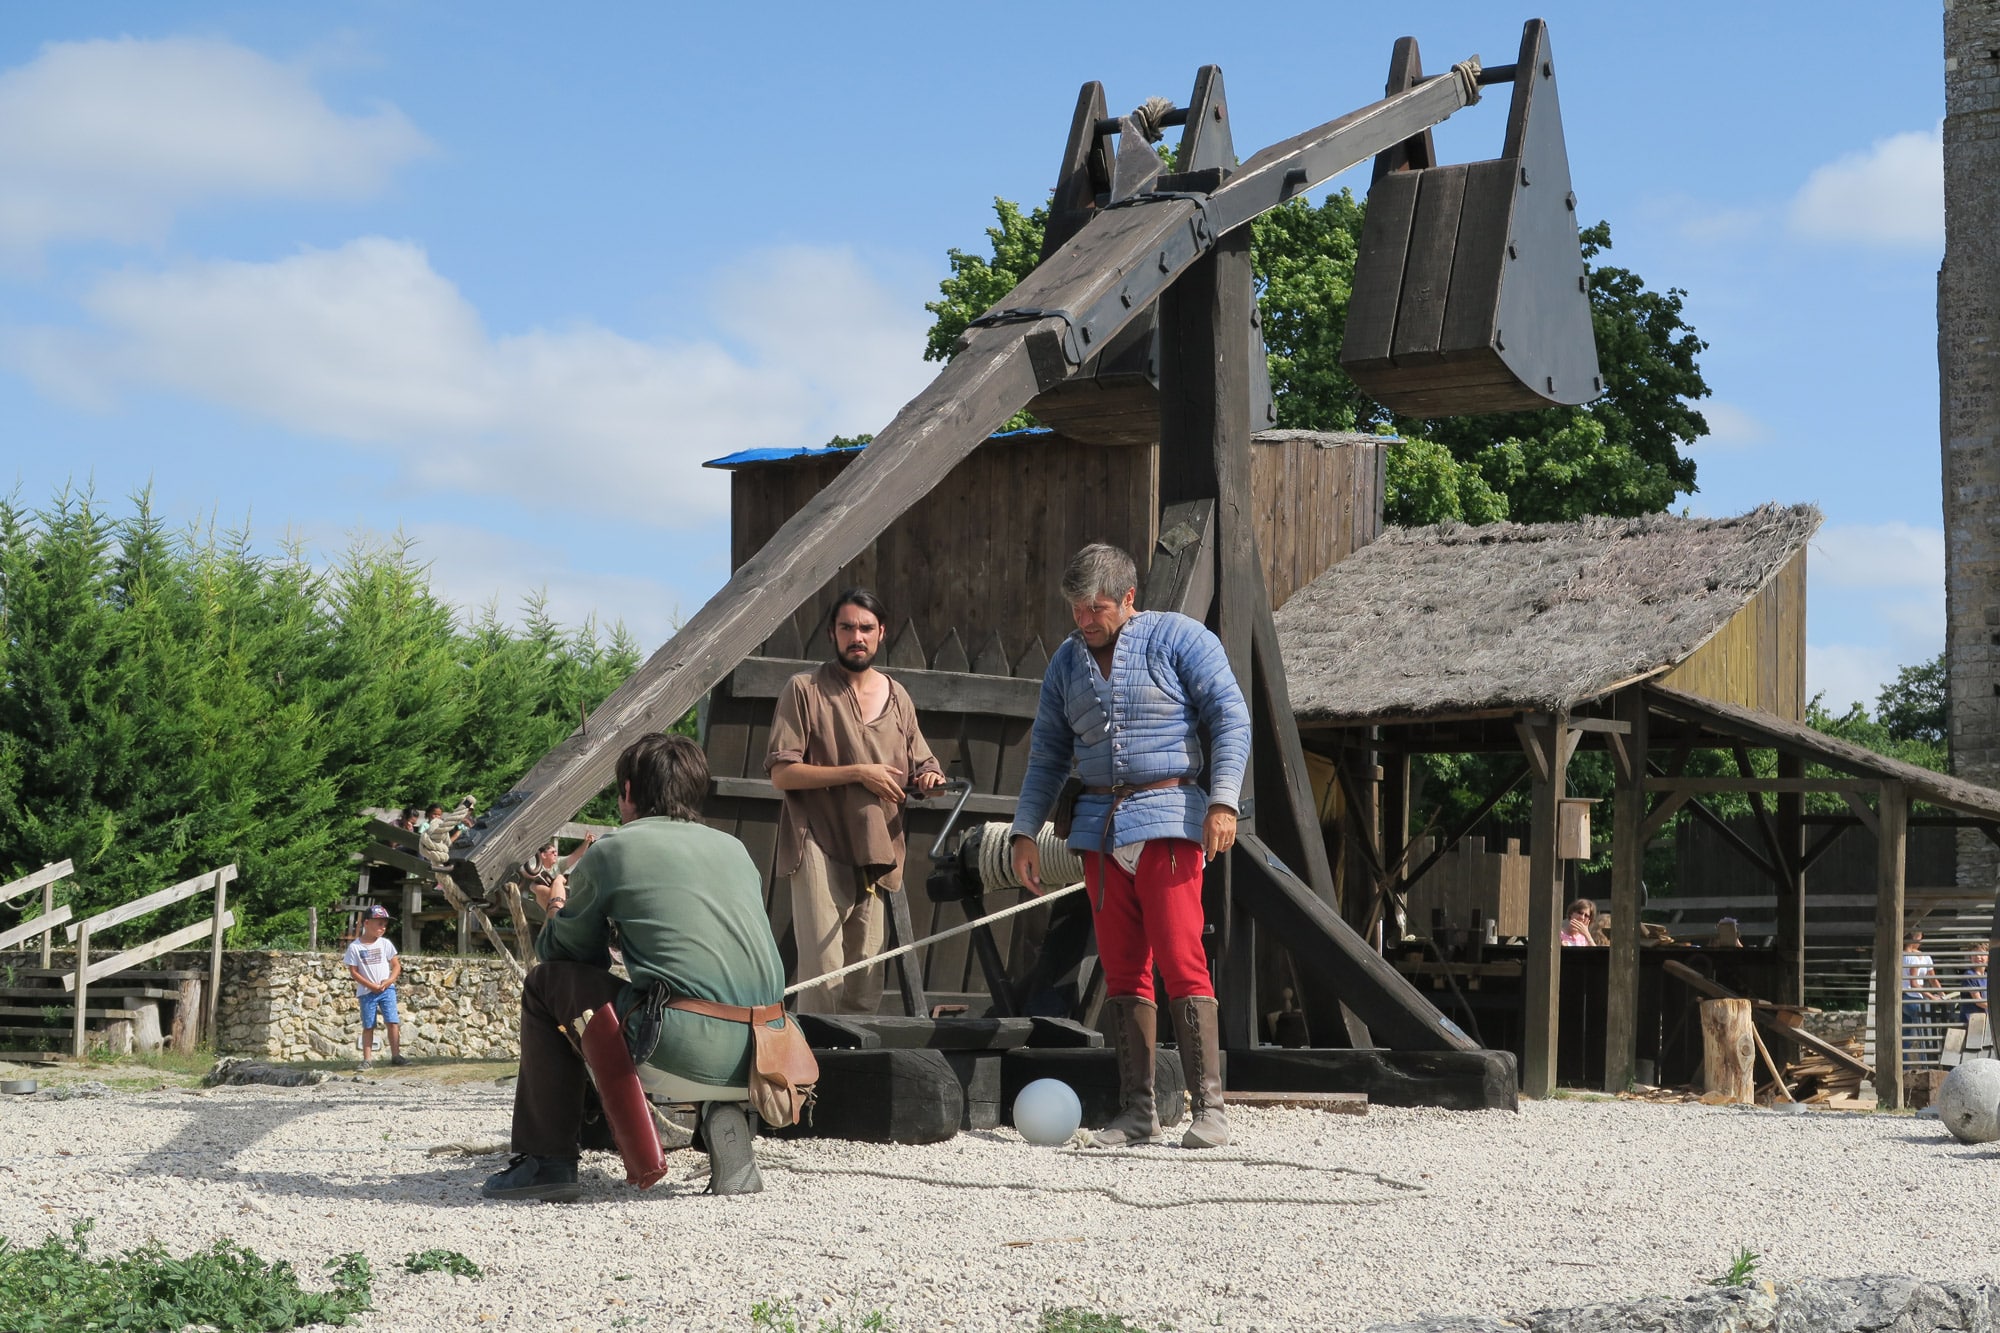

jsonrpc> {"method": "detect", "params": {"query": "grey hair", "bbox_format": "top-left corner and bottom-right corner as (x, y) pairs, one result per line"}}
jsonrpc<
(1060, 543), (1138, 604)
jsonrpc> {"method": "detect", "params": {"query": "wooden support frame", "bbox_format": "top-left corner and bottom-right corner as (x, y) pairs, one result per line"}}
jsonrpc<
(1774, 752), (1807, 1008)
(1603, 687), (1646, 1091)
(1872, 781), (1908, 1109)
(1520, 711), (1578, 1096)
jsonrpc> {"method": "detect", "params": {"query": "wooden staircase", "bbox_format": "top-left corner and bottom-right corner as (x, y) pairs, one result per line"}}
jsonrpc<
(0, 861), (233, 1061)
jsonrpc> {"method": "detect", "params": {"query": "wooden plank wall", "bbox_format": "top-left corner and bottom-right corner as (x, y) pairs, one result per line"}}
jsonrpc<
(1249, 434), (1388, 609)
(729, 433), (1158, 655)
(1401, 834), (1531, 938)
(728, 430), (1388, 647)
(1656, 549), (1808, 721)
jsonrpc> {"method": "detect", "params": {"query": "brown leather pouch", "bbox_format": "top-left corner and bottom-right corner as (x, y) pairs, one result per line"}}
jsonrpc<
(1050, 776), (1085, 841)
(667, 996), (821, 1128)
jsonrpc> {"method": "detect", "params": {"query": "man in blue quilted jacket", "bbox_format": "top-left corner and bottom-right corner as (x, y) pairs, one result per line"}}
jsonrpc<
(1009, 542), (1250, 1148)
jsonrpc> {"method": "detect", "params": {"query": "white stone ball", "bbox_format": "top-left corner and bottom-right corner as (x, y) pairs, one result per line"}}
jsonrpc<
(1012, 1078), (1082, 1146)
(1936, 1059), (2000, 1144)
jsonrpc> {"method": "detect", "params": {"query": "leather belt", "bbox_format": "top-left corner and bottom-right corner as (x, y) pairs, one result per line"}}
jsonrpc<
(1085, 777), (1192, 907)
(667, 997), (785, 1026)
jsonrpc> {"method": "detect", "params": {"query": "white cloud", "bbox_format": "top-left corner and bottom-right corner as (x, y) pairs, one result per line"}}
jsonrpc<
(1696, 402), (1772, 450)
(1807, 642), (1904, 715)
(347, 522), (690, 653)
(3, 236), (937, 526)
(1789, 126), (1943, 248)
(0, 36), (429, 259)
(1811, 521), (1945, 590)
(1806, 520), (1945, 713)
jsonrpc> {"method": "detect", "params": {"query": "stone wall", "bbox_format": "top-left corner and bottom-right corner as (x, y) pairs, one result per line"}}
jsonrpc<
(216, 951), (522, 1061)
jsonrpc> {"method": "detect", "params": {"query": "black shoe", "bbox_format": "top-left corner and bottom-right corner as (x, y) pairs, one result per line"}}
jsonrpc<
(698, 1103), (763, 1196)
(480, 1154), (582, 1202)
(389, 1055), (411, 1068)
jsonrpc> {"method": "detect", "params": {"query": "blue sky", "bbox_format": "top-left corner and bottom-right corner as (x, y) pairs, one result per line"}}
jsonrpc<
(0, 2), (1947, 712)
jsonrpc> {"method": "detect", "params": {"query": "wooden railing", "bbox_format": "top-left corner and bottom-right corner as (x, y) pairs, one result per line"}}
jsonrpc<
(0, 861), (74, 967)
(62, 864), (234, 1057)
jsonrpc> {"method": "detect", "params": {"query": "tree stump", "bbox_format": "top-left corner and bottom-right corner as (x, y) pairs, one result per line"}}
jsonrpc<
(1700, 998), (1755, 1103)
(171, 979), (203, 1055)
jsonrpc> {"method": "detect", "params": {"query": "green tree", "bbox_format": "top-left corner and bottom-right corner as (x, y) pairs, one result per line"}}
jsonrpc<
(922, 199), (1710, 525)
(1875, 651), (1947, 747)
(0, 491), (651, 945)
(1410, 223), (1708, 521)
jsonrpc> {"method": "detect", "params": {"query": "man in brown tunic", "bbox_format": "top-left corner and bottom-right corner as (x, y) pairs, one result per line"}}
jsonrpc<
(767, 590), (944, 1014)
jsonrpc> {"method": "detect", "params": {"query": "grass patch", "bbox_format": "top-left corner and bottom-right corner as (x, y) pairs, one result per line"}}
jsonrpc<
(0, 1217), (372, 1330)
(750, 1300), (892, 1331)
(404, 1249), (481, 1278)
(1036, 1310), (1153, 1333)
(1707, 1246), (1760, 1287)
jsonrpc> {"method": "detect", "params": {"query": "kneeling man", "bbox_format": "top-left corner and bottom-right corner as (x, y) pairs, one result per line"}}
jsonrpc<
(484, 732), (785, 1201)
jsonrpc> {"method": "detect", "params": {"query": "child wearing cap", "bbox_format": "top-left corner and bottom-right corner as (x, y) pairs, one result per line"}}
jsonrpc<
(343, 906), (407, 1070)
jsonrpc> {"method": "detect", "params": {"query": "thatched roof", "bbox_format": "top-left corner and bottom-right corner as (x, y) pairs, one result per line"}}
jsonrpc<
(1277, 504), (1822, 724)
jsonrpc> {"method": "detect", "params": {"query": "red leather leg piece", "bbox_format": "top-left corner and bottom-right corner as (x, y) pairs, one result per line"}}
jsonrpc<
(578, 1005), (669, 1189)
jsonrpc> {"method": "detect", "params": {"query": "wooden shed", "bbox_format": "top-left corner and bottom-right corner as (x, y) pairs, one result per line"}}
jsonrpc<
(1273, 504), (2000, 1106)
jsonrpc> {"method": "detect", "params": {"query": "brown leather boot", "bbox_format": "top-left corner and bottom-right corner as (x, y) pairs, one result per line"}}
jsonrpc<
(1084, 995), (1162, 1147)
(1171, 995), (1229, 1148)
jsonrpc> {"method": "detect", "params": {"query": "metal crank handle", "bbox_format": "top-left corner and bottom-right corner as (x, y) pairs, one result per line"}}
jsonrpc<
(918, 778), (976, 861)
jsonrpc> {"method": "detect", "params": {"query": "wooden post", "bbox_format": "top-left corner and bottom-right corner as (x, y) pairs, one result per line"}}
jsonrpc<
(1158, 219), (1262, 1050)
(1775, 752), (1806, 1008)
(206, 870), (227, 1045)
(307, 906), (318, 953)
(884, 885), (930, 1018)
(1873, 780), (1908, 1108)
(1519, 711), (1576, 1096)
(402, 880), (421, 956)
(39, 880), (53, 970)
(72, 923), (89, 1059)
(1699, 997), (1756, 1103)
(1604, 687), (1646, 1091)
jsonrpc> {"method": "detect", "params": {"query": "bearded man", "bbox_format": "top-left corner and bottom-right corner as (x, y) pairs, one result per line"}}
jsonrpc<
(766, 590), (945, 1014)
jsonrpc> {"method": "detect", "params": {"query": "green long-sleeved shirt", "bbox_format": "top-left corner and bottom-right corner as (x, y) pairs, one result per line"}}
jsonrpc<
(536, 816), (784, 1086)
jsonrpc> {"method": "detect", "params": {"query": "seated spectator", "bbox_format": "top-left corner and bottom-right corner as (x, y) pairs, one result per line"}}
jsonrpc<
(521, 835), (597, 891)
(1560, 898), (1598, 947)
(1962, 943), (1990, 1022)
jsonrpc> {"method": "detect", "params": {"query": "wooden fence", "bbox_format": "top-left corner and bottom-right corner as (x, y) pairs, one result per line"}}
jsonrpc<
(0, 860), (74, 967)
(63, 864), (234, 1057)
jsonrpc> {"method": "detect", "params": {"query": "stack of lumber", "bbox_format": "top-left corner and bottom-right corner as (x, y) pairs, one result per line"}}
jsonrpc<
(1785, 1036), (1865, 1103)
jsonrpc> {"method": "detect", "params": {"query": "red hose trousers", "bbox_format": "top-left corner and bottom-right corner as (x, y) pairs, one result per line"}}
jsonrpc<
(1081, 838), (1213, 1000)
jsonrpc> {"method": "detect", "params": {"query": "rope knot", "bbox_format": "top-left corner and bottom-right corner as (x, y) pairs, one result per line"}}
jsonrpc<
(1451, 57), (1483, 105)
(1129, 96), (1178, 144)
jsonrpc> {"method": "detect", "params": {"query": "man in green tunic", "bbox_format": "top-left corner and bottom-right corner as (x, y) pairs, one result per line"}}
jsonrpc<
(482, 732), (784, 1202)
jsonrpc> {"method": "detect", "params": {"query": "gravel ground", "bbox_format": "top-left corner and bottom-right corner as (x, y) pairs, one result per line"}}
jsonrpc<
(0, 1071), (1993, 1332)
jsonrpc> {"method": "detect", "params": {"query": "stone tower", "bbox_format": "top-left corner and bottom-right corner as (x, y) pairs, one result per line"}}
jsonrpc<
(1943, 0), (2000, 890)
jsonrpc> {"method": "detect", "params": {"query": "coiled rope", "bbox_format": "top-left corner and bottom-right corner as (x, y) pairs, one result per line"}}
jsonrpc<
(972, 821), (1081, 891)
